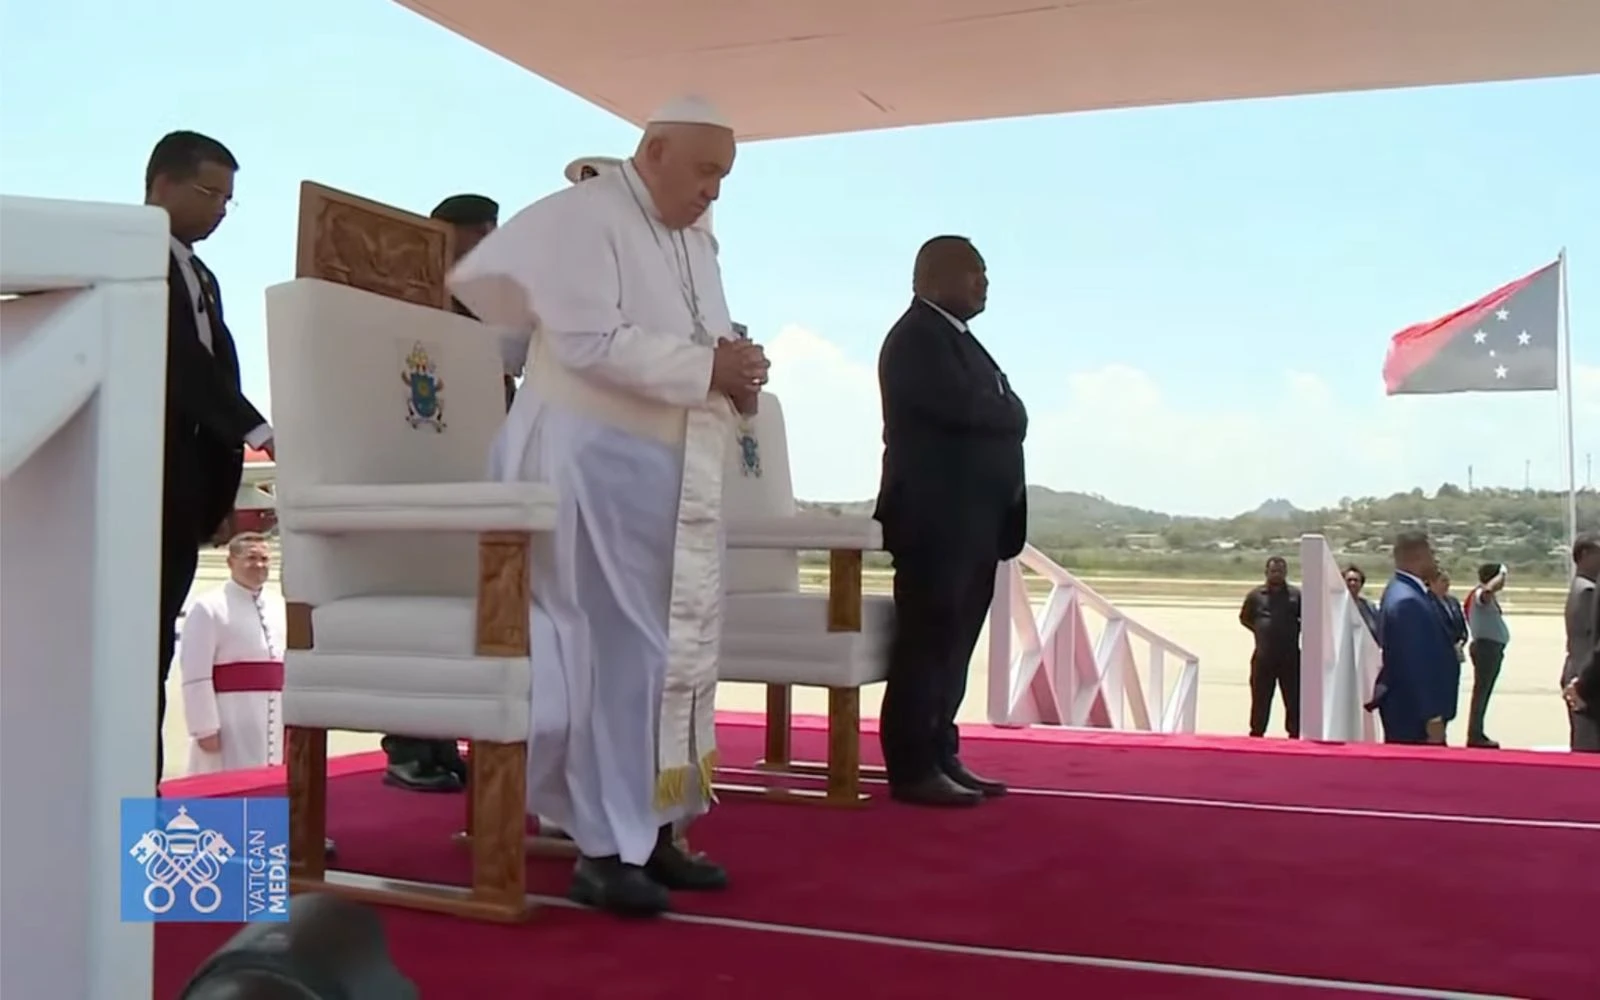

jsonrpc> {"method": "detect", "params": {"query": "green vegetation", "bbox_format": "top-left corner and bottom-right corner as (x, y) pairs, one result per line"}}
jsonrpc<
(799, 484), (1599, 584)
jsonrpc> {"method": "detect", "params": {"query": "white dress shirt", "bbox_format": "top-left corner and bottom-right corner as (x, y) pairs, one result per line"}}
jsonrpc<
(171, 237), (272, 449)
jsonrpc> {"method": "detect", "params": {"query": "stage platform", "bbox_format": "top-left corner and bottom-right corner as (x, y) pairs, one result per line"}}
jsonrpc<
(155, 715), (1600, 999)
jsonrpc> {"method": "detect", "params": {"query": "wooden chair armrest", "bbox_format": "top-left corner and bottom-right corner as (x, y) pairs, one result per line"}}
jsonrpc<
(475, 530), (532, 657)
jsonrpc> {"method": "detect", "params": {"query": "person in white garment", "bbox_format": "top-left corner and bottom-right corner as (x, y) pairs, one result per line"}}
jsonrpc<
(179, 532), (286, 773)
(533, 156), (723, 853)
(565, 155), (717, 249)
(450, 95), (769, 917)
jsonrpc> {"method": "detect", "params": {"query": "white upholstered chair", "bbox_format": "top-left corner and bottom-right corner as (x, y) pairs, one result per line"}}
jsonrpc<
(719, 393), (892, 806)
(267, 278), (557, 922)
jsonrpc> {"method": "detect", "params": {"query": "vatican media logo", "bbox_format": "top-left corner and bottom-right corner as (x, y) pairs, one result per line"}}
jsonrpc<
(120, 797), (290, 923)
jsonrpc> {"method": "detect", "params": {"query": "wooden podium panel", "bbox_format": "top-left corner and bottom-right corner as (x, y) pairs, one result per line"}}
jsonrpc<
(295, 181), (455, 310)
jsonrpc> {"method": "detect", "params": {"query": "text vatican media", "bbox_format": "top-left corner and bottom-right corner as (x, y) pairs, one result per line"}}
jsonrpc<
(244, 828), (289, 918)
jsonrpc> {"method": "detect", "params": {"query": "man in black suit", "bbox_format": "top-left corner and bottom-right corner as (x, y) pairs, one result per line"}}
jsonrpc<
(874, 235), (1028, 807)
(146, 131), (272, 783)
(1429, 570), (1469, 671)
(1560, 533), (1600, 750)
(378, 194), (499, 794)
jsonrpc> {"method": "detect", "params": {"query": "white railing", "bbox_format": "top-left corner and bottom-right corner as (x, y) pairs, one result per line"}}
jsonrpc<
(987, 544), (1201, 732)
(1299, 533), (1384, 742)
(1, 195), (169, 1000)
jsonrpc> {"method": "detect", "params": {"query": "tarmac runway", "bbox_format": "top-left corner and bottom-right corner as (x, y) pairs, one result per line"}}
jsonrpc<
(161, 555), (1582, 778)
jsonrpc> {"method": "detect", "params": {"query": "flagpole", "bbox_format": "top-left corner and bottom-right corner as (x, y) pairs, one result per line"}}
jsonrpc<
(1559, 247), (1578, 562)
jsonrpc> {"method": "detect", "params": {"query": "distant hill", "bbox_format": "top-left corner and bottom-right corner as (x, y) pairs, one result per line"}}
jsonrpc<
(800, 486), (1171, 533)
(1252, 498), (1302, 520)
(797, 483), (1599, 581)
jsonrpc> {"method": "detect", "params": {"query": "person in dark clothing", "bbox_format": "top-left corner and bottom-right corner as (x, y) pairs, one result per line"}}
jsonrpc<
(146, 131), (269, 784)
(874, 235), (1027, 808)
(377, 194), (499, 794)
(1239, 556), (1302, 738)
(1560, 534), (1600, 751)
(1463, 562), (1509, 748)
(431, 196), (511, 404)
(1430, 570), (1468, 654)
(1345, 563), (1380, 642)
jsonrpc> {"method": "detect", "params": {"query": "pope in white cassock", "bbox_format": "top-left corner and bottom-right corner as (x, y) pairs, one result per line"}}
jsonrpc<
(449, 96), (770, 917)
(179, 532), (285, 774)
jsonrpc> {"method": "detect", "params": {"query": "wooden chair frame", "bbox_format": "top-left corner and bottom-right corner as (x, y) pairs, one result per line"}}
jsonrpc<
(716, 548), (881, 807)
(286, 532), (537, 922)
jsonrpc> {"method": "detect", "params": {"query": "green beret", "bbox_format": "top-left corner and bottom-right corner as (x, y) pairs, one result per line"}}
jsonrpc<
(430, 194), (498, 226)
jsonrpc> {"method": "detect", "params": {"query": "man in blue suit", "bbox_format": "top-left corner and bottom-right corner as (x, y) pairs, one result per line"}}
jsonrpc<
(1372, 530), (1460, 744)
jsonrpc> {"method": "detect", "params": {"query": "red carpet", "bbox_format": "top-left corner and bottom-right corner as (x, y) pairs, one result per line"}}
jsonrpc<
(156, 718), (1600, 998)
(156, 908), (1385, 999)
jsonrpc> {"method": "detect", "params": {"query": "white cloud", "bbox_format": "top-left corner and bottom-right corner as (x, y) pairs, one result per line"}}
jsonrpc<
(764, 324), (1600, 518)
(764, 325), (883, 502)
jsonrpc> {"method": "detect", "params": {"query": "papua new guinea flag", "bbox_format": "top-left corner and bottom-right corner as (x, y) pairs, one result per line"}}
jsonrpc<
(1382, 261), (1560, 395)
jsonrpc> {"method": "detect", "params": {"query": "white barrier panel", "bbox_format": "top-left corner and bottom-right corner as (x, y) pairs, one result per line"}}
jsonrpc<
(1299, 533), (1383, 742)
(987, 545), (1200, 732)
(1, 196), (169, 1000)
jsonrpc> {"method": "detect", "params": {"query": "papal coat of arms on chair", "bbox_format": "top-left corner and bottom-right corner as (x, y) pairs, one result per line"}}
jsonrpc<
(401, 341), (446, 432)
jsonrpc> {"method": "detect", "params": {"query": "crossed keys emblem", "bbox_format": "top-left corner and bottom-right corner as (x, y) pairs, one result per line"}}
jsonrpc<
(128, 806), (237, 914)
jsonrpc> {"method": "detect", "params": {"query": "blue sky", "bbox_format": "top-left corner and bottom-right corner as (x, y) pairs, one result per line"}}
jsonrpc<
(4, 0), (1596, 516)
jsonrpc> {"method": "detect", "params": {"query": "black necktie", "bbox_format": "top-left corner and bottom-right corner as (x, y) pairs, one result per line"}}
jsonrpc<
(191, 255), (220, 318)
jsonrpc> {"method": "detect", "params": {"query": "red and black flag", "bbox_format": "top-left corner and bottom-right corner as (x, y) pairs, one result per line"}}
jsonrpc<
(1382, 261), (1560, 395)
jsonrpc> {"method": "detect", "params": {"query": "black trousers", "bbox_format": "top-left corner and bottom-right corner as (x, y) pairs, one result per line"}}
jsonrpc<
(1466, 639), (1505, 742)
(1570, 711), (1600, 752)
(879, 550), (996, 784)
(157, 531), (202, 783)
(1248, 650), (1301, 738)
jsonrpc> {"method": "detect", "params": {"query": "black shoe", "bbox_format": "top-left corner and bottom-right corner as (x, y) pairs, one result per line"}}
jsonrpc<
(433, 741), (470, 786)
(889, 772), (982, 807)
(382, 761), (463, 793)
(645, 826), (728, 891)
(943, 760), (1007, 798)
(568, 856), (670, 917)
(325, 838), (338, 858)
(1467, 736), (1501, 749)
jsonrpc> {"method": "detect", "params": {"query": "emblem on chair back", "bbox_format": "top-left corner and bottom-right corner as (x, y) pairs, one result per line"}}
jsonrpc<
(401, 341), (447, 432)
(295, 181), (455, 310)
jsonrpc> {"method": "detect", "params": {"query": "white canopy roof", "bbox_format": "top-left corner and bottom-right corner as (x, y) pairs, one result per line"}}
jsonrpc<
(396, 0), (1600, 140)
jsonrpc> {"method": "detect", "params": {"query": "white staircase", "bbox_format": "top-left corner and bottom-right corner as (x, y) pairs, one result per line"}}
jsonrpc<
(1, 195), (169, 1000)
(987, 544), (1201, 732)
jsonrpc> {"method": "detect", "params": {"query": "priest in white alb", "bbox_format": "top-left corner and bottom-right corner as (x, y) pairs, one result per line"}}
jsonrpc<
(449, 96), (769, 917)
(178, 532), (286, 774)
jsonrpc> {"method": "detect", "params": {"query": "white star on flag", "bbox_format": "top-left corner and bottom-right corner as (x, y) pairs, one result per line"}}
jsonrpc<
(1473, 330), (1487, 343)
(1517, 331), (1531, 346)
(1495, 309), (1510, 321)
(1494, 365), (1508, 379)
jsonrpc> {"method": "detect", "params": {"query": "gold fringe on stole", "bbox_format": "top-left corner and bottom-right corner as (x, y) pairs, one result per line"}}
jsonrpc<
(654, 764), (692, 810)
(652, 750), (722, 811)
(697, 749), (720, 801)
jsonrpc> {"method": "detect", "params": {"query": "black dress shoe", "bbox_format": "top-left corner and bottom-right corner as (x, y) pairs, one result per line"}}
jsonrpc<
(433, 741), (470, 786)
(382, 761), (463, 793)
(1467, 736), (1501, 749)
(944, 760), (1007, 798)
(568, 856), (670, 917)
(645, 827), (728, 891)
(889, 772), (982, 807)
